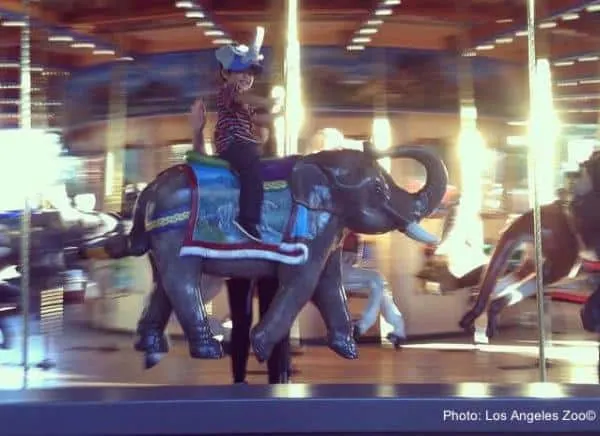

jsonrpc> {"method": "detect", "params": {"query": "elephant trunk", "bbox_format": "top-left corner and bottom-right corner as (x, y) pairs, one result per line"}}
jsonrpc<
(386, 145), (449, 220)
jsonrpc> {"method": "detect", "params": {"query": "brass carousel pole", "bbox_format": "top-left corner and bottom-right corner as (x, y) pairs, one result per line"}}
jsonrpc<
(19, 0), (32, 382)
(525, 0), (547, 382)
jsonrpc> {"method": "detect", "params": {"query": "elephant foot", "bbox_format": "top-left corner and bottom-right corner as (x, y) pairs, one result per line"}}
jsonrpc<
(186, 320), (224, 359)
(386, 333), (406, 349)
(327, 331), (358, 360)
(250, 328), (272, 363)
(144, 352), (163, 369)
(134, 331), (170, 354)
(134, 331), (170, 370)
(188, 338), (224, 359)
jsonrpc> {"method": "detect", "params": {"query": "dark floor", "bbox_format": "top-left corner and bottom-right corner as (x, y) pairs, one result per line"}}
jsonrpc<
(0, 314), (597, 389)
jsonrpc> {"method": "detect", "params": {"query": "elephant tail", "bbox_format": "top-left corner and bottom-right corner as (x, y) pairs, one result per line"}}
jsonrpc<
(129, 184), (152, 256)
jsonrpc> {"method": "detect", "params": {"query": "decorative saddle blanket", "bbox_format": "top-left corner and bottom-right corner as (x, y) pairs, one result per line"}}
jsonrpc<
(172, 152), (317, 265)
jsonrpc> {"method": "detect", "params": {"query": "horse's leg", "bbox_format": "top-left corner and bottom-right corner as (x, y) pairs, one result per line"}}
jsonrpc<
(310, 247), (357, 359)
(153, 252), (223, 359)
(342, 264), (383, 336)
(257, 276), (291, 384)
(226, 278), (254, 383)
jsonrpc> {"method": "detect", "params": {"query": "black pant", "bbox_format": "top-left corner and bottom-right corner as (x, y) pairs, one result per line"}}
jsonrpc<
(226, 277), (291, 384)
(219, 140), (263, 226)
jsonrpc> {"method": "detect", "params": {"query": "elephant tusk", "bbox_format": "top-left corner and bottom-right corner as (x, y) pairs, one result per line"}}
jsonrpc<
(404, 222), (440, 245)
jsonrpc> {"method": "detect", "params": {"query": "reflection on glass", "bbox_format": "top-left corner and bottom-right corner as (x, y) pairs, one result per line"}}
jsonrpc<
(526, 382), (566, 398)
(272, 383), (313, 398)
(456, 382), (491, 398)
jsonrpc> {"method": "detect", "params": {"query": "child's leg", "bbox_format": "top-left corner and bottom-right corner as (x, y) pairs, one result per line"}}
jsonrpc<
(219, 141), (264, 239)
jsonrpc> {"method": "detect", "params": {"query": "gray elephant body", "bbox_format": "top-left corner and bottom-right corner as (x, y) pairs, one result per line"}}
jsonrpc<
(129, 145), (448, 363)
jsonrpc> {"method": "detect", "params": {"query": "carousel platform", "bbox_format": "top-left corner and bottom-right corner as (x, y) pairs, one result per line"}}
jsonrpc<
(1, 382), (600, 435)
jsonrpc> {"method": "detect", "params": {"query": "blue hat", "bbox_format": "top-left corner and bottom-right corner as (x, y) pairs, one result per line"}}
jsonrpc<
(215, 26), (264, 74)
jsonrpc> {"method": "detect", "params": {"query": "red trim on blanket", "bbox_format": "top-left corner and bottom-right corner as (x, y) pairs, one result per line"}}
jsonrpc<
(582, 260), (600, 272)
(181, 164), (304, 255)
(547, 290), (589, 304)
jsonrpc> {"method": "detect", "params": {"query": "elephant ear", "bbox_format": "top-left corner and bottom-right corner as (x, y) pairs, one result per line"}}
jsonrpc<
(290, 161), (341, 214)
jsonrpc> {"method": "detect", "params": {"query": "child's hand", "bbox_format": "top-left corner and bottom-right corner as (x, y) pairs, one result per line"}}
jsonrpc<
(190, 98), (207, 133)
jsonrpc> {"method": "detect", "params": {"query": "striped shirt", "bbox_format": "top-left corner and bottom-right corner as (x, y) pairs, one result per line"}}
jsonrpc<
(214, 82), (261, 154)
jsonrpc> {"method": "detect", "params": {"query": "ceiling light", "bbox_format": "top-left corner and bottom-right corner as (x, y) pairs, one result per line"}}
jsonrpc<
(462, 50), (476, 57)
(557, 81), (578, 87)
(346, 45), (365, 51)
(196, 21), (214, 27)
(359, 28), (378, 35)
(495, 37), (514, 44)
(0, 63), (19, 68)
(93, 49), (115, 55)
(175, 1), (194, 7)
(578, 56), (599, 62)
(515, 30), (528, 36)
(554, 60), (575, 66)
(1, 21), (26, 27)
(48, 35), (74, 42)
(538, 21), (557, 29)
(579, 78), (600, 85)
(586, 4), (600, 12)
(496, 18), (513, 24)
(476, 44), (495, 51)
(561, 13), (580, 20)
(70, 42), (95, 48)
(374, 8), (393, 16)
(383, 0), (401, 5)
(205, 29), (224, 36)
(367, 19), (383, 26)
(353, 37), (371, 43)
(185, 11), (204, 18)
(118, 56), (134, 61)
(213, 38), (233, 45)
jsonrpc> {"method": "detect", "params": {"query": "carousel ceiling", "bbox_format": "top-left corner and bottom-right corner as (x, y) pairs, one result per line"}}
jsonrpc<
(0, 0), (598, 123)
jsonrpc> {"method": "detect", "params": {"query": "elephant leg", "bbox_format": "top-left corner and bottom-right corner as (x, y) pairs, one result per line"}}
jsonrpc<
(251, 255), (331, 362)
(226, 278), (254, 384)
(257, 276), (291, 384)
(311, 248), (357, 360)
(134, 256), (172, 368)
(156, 255), (223, 359)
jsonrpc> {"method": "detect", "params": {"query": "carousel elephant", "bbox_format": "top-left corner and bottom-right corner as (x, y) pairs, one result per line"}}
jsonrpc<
(459, 152), (600, 338)
(113, 141), (448, 364)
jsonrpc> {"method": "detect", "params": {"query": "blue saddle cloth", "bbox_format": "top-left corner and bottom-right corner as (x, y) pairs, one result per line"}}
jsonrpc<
(174, 153), (329, 265)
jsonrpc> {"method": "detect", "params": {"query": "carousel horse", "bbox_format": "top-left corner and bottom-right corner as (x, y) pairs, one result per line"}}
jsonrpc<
(342, 231), (406, 347)
(460, 152), (600, 337)
(98, 139), (448, 366)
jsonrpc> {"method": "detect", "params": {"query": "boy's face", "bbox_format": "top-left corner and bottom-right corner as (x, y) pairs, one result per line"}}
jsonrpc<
(227, 70), (254, 91)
